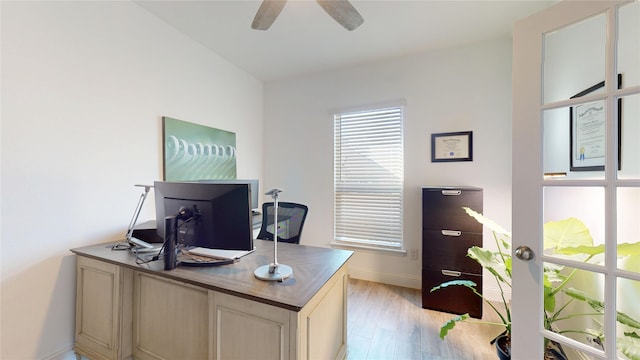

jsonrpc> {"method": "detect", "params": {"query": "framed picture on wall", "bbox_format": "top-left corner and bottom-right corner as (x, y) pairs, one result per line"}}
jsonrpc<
(162, 117), (237, 181)
(569, 74), (622, 172)
(431, 131), (473, 162)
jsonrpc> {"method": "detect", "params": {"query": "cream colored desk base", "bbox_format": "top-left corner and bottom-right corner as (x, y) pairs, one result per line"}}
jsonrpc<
(72, 240), (352, 360)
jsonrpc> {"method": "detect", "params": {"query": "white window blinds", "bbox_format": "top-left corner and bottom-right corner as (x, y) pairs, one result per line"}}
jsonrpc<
(333, 106), (404, 249)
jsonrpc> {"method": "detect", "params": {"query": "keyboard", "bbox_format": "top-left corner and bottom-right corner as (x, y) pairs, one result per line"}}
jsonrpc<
(188, 247), (254, 260)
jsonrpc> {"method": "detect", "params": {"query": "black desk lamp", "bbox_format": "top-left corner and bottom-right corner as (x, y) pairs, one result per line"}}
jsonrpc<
(254, 188), (293, 281)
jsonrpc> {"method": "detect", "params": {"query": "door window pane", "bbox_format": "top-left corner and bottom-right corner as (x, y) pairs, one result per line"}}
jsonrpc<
(543, 105), (608, 180)
(544, 13), (606, 104)
(617, 277), (640, 359)
(617, 187), (640, 274)
(543, 187), (605, 265)
(618, 2), (640, 89)
(543, 107), (570, 178)
(544, 264), (606, 356)
(618, 94), (640, 180)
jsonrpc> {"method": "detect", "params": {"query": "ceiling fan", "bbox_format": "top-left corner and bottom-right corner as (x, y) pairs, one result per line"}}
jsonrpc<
(251, 0), (364, 31)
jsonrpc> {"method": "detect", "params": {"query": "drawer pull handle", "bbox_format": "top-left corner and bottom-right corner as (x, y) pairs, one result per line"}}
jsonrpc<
(441, 230), (462, 237)
(441, 270), (462, 277)
(442, 190), (461, 196)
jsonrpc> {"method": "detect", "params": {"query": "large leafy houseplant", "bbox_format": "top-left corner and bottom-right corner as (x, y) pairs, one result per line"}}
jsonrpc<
(543, 218), (640, 359)
(431, 207), (640, 359)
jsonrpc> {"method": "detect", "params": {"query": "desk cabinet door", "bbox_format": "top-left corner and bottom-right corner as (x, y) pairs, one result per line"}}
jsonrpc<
(133, 273), (209, 360)
(212, 292), (291, 360)
(74, 256), (132, 360)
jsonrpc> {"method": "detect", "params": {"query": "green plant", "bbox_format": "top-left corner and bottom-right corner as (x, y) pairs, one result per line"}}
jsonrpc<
(431, 207), (640, 359)
(543, 218), (640, 359)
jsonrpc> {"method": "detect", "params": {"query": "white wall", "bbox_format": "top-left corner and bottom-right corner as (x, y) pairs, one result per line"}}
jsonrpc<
(263, 37), (513, 293)
(0, 2), (263, 358)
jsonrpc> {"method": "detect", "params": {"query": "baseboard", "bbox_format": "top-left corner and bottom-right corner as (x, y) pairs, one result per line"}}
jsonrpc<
(347, 266), (421, 289)
(347, 267), (510, 303)
(41, 345), (76, 360)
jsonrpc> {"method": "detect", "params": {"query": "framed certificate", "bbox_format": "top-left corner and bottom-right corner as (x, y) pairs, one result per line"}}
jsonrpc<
(569, 74), (622, 172)
(431, 131), (473, 162)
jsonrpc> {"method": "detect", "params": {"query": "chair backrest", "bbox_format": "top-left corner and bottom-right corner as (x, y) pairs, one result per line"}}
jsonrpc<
(257, 202), (308, 244)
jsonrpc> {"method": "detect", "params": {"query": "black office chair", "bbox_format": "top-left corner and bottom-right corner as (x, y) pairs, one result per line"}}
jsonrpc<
(257, 202), (308, 244)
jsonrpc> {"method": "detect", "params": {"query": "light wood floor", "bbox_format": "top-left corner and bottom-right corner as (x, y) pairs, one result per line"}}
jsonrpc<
(346, 278), (503, 360)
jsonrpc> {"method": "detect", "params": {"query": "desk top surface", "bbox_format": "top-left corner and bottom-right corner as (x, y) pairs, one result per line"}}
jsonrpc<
(71, 240), (353, 312)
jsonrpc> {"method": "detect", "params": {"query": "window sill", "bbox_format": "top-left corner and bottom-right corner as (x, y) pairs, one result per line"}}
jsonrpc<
(330, 241), (407, 256)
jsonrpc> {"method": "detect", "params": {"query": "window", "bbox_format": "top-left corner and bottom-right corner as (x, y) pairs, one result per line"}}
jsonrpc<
(333, 106), (404, 251)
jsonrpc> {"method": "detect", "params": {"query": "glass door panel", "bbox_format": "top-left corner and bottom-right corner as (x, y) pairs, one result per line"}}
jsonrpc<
(616, 277), (640, 359)
(543, 13), (606, 105)
(617, 187), (640, 273)
(618, 93), (640, 179)
(543, 186), (605, 263)
(617, 2), (640, 89)
(543, 107), (570, 178)
(544, 264), (606, 357)
(543, 104), (610, 180)
(542, 184), (609, 359)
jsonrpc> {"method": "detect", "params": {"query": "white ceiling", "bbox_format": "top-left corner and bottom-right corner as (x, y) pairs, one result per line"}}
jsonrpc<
(135, 0), (556, 82)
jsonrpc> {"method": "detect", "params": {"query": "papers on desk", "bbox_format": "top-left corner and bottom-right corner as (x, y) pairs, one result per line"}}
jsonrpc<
(187, 247), (254, 260)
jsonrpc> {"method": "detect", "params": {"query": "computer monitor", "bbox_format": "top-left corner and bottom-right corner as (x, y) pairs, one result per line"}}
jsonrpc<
(197, 179), (259, 211)
(154, 181), (253, 251)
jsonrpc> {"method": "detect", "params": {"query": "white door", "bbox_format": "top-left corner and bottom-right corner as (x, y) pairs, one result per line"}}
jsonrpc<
(512, 1), (640, 359)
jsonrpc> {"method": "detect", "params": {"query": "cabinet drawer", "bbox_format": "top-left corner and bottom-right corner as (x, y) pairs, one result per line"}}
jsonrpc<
(422, 268), (482, 319)
(422, 230), (481, 273)
(421, 188), (482, 231)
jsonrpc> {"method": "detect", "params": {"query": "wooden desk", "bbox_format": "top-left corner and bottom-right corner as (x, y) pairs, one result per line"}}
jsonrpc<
(71, 240), (353, 360)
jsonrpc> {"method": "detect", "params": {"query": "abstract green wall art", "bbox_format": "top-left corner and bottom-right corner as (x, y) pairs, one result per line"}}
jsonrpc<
(162, 116), (237, 181)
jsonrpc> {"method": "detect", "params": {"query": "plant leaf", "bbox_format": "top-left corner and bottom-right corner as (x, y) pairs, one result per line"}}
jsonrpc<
(619, 312), (640, 330)
(618, 335), (640, 360)
(431, 279), (477, 292)
(467, 246), (500, 268)
(564, 287), (604, 311)
(544, 283), (556, 313)
(564, 288), (640, 329)
(554, 242), (640, 258)
(543, 262), (566, 283)
(544, 218), (593, 251)
(468, 247), (510, 285)
(617, 242), (640, 257)
(463, 207), (511, 237)
(554, 244), (604, 256)
(439, 314), (470, 339)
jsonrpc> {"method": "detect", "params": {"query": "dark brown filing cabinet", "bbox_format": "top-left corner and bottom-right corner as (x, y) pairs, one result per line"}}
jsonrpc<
(421, 186), (483, 319)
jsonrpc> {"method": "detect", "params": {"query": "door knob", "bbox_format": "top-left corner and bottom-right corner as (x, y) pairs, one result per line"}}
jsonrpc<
(515, 245), (535, 261)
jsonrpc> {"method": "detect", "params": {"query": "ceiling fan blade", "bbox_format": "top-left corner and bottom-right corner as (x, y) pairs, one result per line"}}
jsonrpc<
(316, 0), (364, 31)
(251, 0), (287, 30)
